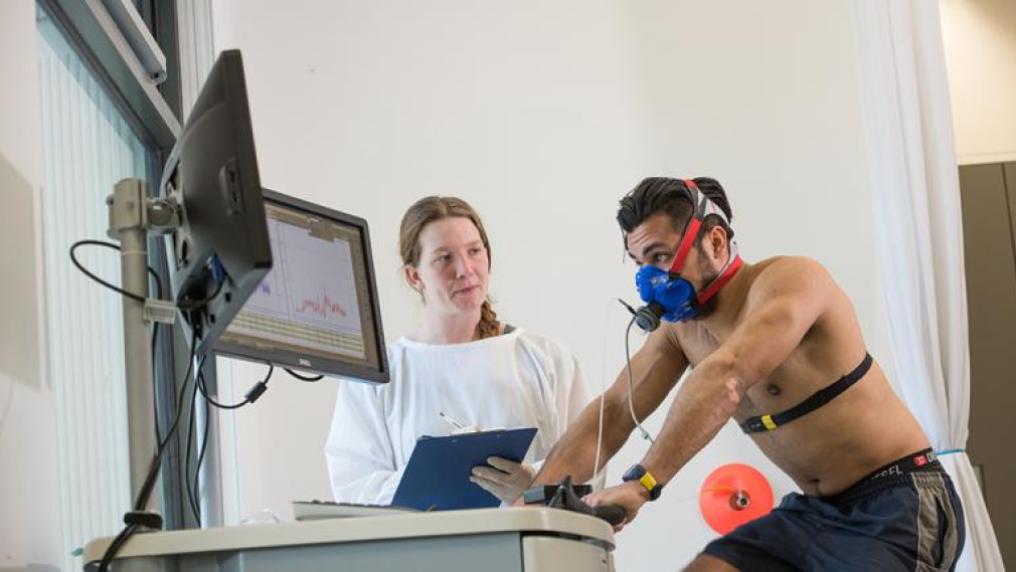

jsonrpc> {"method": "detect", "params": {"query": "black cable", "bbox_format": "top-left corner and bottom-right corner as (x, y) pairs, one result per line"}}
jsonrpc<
(95, 523), (140, 572)
(147, 262), (164, 301)
(194, 391), (211, 526)
(185, 361), (274, 529)
(178, 278), (225, 311)
(139, 276), (222, 515)
(149, 262), (165, 444)
(184, 356), (202, 525)
(83, 239), (225, 568)
(70, 240), (171, 475)
(284, 368), (323, 382)
(98, 340), (201, 571)
(197, 363), (273, 410)
(135, 340), (198, 510)
(69, 240), (164, 303)
(149, 260), (165, 443)
(152, 323), (162, 444)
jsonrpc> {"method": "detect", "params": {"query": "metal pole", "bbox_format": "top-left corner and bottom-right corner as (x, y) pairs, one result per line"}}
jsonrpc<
(108, 178), (157, 508)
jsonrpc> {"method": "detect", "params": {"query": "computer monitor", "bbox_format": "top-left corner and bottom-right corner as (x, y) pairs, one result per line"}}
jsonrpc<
(160, 50), (272, 357)
(214, 189), (390, 383)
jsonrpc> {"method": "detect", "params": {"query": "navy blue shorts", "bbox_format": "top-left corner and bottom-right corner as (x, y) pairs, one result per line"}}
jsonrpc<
(702, 453), (965, 571)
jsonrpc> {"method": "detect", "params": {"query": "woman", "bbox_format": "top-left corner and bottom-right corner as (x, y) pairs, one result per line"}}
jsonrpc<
(325, 196), (593, 505)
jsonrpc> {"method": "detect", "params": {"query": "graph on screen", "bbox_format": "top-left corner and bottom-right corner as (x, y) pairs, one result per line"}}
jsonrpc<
(228, 213), (366, 359)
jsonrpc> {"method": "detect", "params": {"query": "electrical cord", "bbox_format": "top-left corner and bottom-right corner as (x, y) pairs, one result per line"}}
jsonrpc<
(186, 354), (275, 524)
(71, 236), (222, 313)
(70, 240), (147, 302)
(97, 340), (202, 572)
(185, 361), (275, 526)
(96, 523), (139, 571)
(178, 278), (225, 311)
(70, 239), (177, 484)
(198, 362), (273, 409)
(72, 239), (265, 557)
(194, 391), (211, 526)
(147, 258), (165, 446)
(150, 318), (163, 445)
(591, 298), (617, 487)
(96, 268), (223, 570)
(184, 355), (204, 524)
(67, 240), (164, 308)
(284, 368), (323, 382)
(151, 323), (162, 444)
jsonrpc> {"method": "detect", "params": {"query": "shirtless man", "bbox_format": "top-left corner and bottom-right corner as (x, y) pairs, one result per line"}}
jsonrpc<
(533, 177), (965, 570)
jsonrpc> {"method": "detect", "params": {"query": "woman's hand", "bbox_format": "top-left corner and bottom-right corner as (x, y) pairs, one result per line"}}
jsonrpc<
(470, 457), (535, 504)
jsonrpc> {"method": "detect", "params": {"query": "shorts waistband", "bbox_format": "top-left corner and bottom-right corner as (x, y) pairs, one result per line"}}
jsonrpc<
(862, 448), (940, 484)
(823, 449), (942, 506)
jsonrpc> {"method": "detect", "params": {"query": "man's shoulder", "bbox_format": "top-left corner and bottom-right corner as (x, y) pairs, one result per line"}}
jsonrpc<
(754, 255), (827, 275)
(750, 256), (831, 291)
(739, 256), (839, 315)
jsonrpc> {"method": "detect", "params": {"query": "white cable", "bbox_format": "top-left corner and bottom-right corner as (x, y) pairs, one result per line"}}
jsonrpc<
(593, 393), (605, 485)
(625, 317), (655, 444)
(591, 297), (615, 485)
(591, 299), (658, 485)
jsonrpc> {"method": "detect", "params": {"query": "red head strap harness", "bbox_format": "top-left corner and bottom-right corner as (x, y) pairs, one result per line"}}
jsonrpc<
(667, 180), (743, 306)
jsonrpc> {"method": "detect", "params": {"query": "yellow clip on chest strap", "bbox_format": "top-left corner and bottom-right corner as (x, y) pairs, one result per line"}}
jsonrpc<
(761, 415), (777, 431)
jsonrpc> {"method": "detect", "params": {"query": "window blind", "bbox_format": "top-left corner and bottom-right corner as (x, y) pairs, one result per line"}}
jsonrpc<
(36, 8), (149, 569)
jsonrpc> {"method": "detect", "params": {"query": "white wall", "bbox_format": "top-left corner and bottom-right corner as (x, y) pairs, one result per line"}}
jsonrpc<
(0, 1), (62, 569)
(940, 0), (1016, 165)
(211, 0), (893, 568)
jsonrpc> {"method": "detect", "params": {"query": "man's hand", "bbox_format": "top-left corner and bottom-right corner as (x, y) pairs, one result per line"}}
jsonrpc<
(583, 481), (650, 532)
(470, 457), (535, 505)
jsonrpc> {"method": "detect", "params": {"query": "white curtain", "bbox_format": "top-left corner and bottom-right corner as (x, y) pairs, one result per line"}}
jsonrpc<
(850, 1), (1003, 570)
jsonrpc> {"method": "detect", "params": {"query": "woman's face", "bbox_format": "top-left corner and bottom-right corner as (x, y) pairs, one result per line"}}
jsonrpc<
(405, 217), (490, 315)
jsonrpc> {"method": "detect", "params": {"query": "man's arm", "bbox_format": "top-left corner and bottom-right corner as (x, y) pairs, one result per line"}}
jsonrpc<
(586, 258), (835, 522)
(534, 323), (689, 485)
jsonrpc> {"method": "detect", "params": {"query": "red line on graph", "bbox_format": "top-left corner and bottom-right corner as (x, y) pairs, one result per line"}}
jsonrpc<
(296, 292), (348, 317)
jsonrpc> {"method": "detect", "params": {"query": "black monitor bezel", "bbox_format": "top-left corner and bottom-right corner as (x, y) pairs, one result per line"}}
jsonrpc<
(213, 188), (390, 384)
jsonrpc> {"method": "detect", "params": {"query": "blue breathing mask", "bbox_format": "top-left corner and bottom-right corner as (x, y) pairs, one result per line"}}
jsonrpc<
(635, 265), (699, 323)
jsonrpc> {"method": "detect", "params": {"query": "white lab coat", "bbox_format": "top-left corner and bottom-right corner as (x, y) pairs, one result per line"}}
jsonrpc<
(325, 328), (594, 504)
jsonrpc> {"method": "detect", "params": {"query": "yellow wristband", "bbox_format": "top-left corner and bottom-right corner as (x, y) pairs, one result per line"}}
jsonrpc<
(623, 463), (663, 500)
(638, 472), (658, 494)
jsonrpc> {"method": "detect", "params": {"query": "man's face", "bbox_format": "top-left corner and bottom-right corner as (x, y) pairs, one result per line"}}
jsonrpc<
(625, 213), (721, 291)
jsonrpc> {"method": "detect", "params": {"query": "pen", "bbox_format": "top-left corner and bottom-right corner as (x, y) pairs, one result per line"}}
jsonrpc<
(439, 411), (467, 431)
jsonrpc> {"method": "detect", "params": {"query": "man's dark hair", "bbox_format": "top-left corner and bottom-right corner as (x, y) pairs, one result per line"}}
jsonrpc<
(616, 177), (734, 251)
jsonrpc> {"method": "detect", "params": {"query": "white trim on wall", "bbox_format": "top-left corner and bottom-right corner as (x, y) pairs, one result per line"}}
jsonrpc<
(957, 151), (1016, 166)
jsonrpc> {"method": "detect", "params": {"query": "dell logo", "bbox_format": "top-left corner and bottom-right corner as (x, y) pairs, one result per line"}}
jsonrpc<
(299, 358), (312, 367)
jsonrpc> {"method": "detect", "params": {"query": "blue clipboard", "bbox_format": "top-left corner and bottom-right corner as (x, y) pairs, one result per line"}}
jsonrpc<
(392, 427), (538, 511)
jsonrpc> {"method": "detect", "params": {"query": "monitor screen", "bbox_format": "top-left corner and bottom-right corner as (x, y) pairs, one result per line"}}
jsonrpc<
(215, 189), (389, 383)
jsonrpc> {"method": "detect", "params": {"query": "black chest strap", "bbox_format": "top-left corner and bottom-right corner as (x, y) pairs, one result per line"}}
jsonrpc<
(740, 353), (873, 434)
